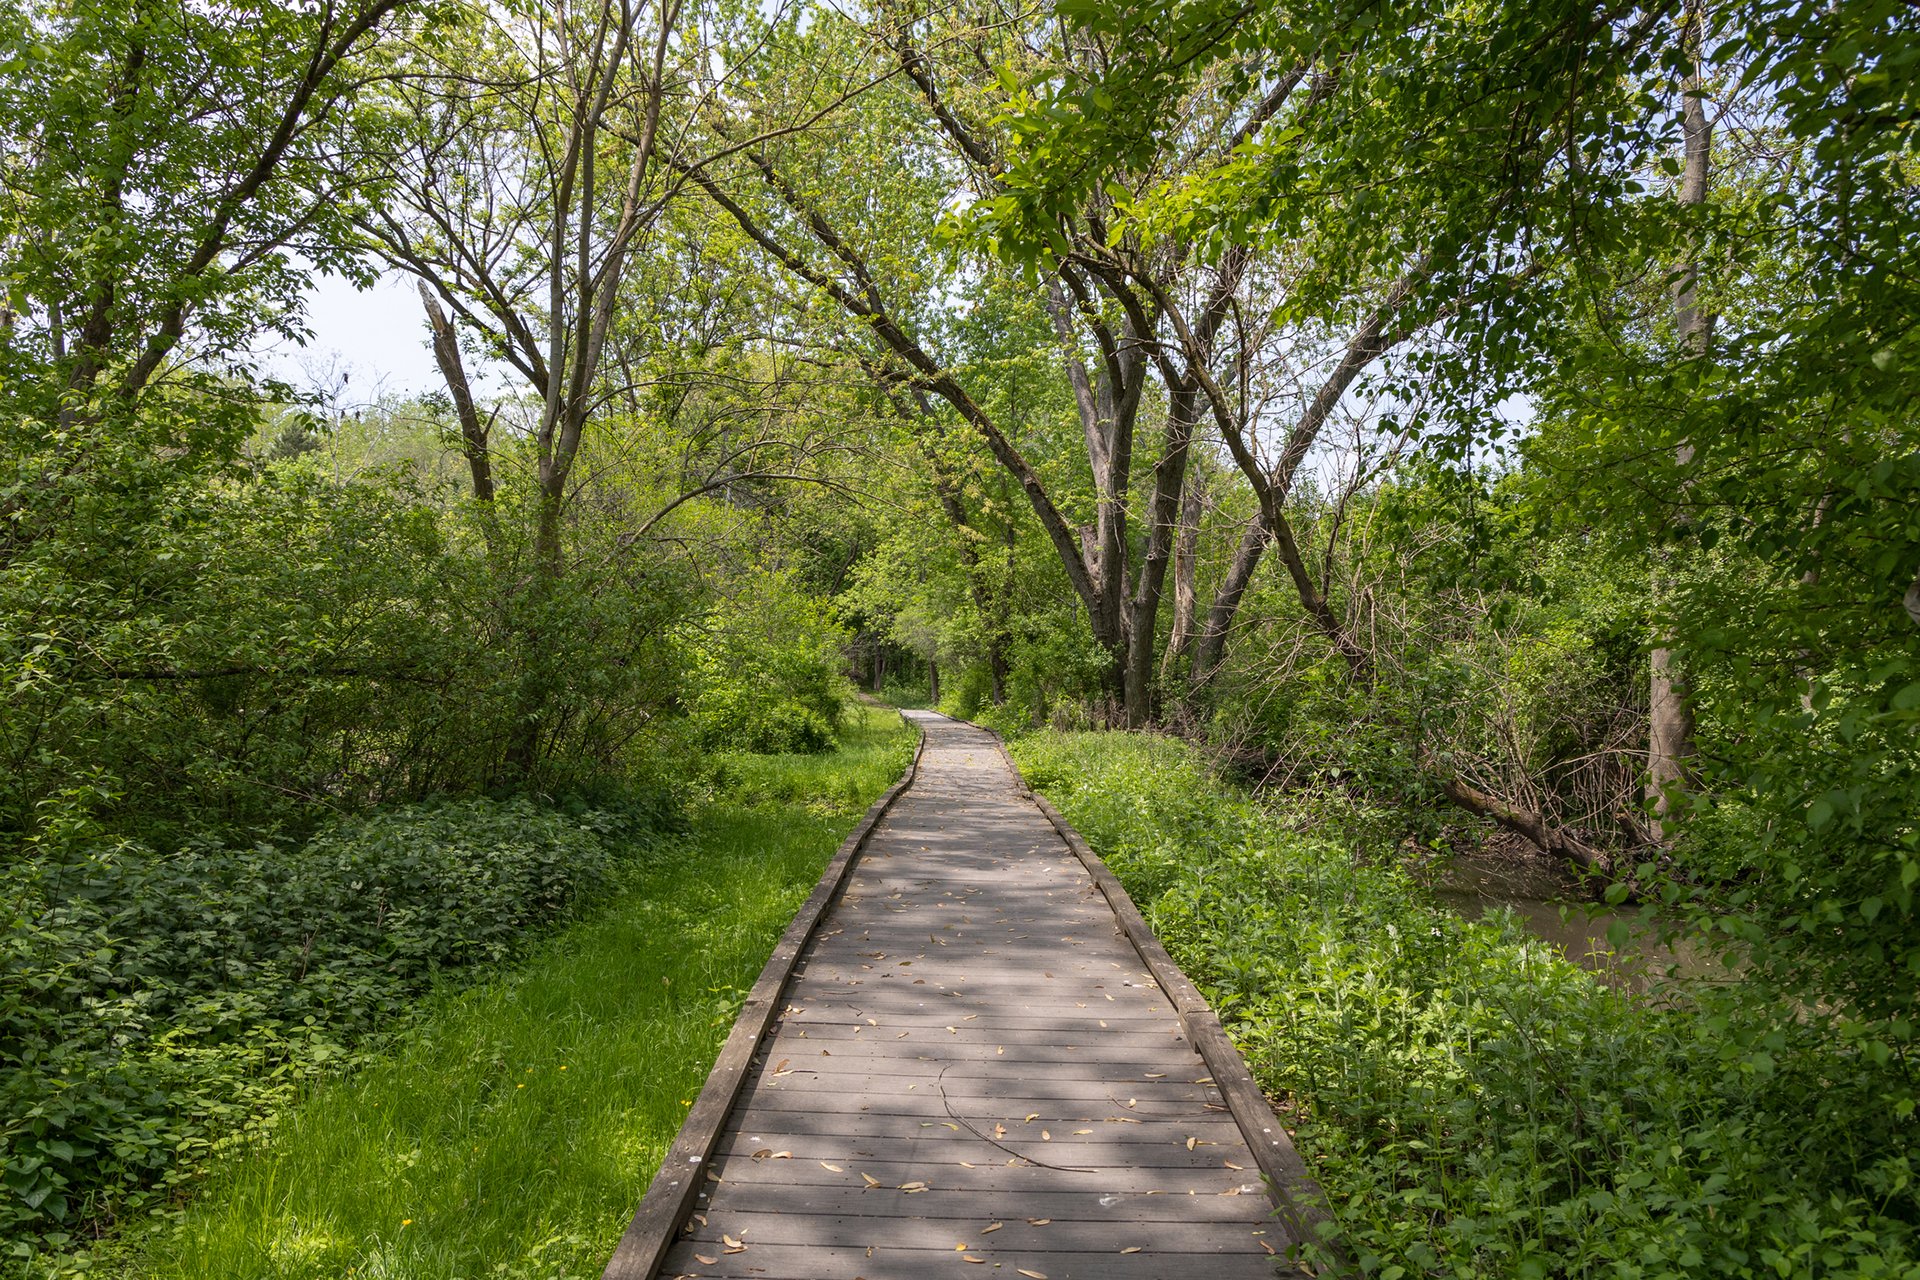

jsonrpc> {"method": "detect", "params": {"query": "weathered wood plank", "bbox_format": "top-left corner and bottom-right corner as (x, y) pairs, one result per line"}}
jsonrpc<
(689, 1155), (1270, 1195)
(766, 1021), (1190, 1048)
(654, 1240), (1285, 1280)
(665, 1181), (1277, 1222)
(734, 1091), (1235, 1121)
(725, 1108), (1244, 1141)
(676, 1212), (1280, 1253)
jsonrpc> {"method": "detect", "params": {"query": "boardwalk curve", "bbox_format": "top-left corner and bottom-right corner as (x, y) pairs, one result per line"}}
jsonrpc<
(605, 711), (1329, 1279)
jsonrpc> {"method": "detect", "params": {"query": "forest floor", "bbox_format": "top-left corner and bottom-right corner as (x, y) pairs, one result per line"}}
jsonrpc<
(79, 704), (914, 1280)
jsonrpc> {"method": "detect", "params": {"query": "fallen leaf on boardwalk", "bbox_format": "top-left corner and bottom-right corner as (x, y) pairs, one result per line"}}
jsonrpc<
(1221, 1187), (1242, 1196)
(694, 1254), (718, 1266)
(769, 1151), (791, 1159)
(1027, 1218), (1051, 1226)
(1121, 1247), (1142, 1254)
(996, 1047), (1004, 1055)
(861, 1173), (881, 1187)
(1074, 1129), (1092, 1135)
(954, 1244), (968, 1251)
(963, 1255), (986, 1264)
(1024, 1113), (1039, 1123)
(1041, 1130), (1051, 1141)
(1194, 1077), (1214, 1085)
(942, 1122), (960, 1131)
(993, 1123), (1006, 1138)
(981, 1223), (1003, 1234)
(1145, 1073), (1165, 1079)
(1260, 1241), (1277, 1255)
(820, 1162), (844, 1172)
(752, 1148), (774, 1159)
(1186, 1137), (1197, 1151)
(1017, 1270), (1048, 1278)
(899, 1181), (928, 1191)
(722, 1235), (744, 1249)
(1224, 1161), (1244, 1171)
(772, 1059), (790, 1075)
(1126, 1099), (1136, 1108)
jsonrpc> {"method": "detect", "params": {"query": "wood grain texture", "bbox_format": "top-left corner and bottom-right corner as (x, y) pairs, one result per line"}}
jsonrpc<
(610, 711), (1336, 1280)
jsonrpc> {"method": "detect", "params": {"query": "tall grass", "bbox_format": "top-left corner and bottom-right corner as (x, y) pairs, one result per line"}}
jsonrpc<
(101, 704), (912, 1280)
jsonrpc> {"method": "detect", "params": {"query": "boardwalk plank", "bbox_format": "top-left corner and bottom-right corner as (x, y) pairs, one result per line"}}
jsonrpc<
(655, 1242), (1282, 1280)
(669, 1183), (1277, 1222)
(677, 1213), (1279, 1253)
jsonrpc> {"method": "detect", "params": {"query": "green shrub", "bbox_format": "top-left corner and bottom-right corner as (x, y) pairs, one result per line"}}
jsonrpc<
(0, 798), (634, 1246)
(1012, 731), (1920, 1279)
(685, 572), (848, 754)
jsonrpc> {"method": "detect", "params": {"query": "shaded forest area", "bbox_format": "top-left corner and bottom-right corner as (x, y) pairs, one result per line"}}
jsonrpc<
(1, 0), (1915, 1275)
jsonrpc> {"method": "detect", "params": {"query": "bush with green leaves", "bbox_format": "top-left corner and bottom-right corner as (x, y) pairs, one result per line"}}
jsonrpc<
(0, 797), (635, 1246)
(1013, 731), (1919, 1279)
(1, 447), (690, 857)
(684, 572), (849, 754)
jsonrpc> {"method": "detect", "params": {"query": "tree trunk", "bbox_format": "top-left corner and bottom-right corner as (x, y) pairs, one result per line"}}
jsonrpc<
(419, 282), (495, 502)
(927, 657), (940, 706)
(1189, 518), (1265, 687)
(1648, 0), (1712, 836)
(1165, 472), (1203, 672)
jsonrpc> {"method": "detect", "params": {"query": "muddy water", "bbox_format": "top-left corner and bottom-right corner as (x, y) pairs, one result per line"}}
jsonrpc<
(1430, 847), (1716, 987)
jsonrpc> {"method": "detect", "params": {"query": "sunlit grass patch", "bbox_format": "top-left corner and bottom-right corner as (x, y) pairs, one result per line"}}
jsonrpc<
(113, 703), (912, 1280)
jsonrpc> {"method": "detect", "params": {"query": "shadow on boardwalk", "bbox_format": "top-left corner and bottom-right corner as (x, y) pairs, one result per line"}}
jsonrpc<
(614, 712), (1319, 1279)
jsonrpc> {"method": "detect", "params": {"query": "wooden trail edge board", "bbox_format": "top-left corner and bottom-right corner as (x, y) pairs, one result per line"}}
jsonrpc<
(977, 726), (1352, 1275)
(599, 714), (928, 1280)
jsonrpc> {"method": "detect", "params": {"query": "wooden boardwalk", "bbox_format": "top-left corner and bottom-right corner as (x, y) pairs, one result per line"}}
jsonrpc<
(606, 711), (1327, 1279)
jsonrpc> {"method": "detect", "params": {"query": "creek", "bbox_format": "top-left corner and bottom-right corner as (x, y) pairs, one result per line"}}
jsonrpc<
(1430, 842), (1717, 987)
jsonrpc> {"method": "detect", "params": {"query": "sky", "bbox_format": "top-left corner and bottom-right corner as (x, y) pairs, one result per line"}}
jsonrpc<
(256, 268), (445, 404)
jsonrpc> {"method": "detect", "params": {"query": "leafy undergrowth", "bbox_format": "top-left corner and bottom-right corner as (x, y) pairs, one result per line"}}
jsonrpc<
(1012, 731), (1920, 1280)
(3, 795), (662, 1259)
(16, 703), (912, 1280)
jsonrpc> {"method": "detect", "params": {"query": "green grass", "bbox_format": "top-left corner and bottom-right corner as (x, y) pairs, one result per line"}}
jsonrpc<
(106, 703), (913, 1280)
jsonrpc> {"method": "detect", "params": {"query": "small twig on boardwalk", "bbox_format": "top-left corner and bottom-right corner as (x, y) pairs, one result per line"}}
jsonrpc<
(936, 1065), (1098, 1174)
